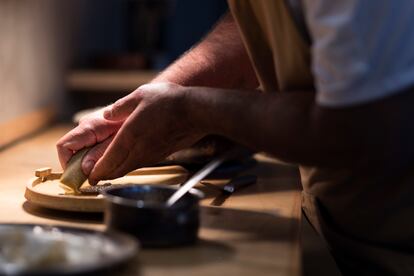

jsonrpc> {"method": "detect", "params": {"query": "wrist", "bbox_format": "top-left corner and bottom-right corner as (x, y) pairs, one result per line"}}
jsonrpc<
(181, 87), (215, 137)
(183, 87), (242, 139)
(183, 87), (264, 146)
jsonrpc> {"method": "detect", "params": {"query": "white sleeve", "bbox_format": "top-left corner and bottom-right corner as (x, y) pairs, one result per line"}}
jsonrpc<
(303, 0), (414, 107)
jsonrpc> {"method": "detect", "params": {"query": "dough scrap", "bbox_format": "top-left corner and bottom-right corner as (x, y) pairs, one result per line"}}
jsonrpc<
(60, 148), (89, 195)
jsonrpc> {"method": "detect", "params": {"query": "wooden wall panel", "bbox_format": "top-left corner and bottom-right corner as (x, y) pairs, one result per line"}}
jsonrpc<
(0, 0), (80, 145)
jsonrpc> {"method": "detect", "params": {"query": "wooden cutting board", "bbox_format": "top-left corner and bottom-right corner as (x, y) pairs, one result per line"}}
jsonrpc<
(25, 166), (189, 212)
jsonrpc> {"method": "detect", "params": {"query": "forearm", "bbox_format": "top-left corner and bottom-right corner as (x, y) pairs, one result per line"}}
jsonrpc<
(152, 13), (258, 89)
(186, 87), (380, 167)
(187, 88), (320, 164)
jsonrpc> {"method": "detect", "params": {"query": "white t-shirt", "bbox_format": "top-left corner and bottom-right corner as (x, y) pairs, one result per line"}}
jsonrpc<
(287, 0), (414, 107)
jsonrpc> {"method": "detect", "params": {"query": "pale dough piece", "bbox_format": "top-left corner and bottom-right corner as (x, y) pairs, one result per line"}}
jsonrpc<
(60, 148), (90, 195)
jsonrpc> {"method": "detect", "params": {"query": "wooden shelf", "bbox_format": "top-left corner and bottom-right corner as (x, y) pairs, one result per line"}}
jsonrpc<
(66, 70), (158, 92)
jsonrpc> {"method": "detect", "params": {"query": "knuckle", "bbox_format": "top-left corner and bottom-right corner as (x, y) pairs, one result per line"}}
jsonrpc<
(80, 109), (103, 122)
(78, 115), (92, 124)
(81, 124), (98, 143)
(81, 124), (93, 135)
(136, 84), (148, 92)
(111, 101), (124, 113)
(132, 89), (144, 100)
(165, 82), (178, 89)
(111, 97), (137, 115)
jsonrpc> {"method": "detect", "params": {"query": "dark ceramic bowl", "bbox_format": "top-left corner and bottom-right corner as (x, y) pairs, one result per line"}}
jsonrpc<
(103, 185), (203, 248)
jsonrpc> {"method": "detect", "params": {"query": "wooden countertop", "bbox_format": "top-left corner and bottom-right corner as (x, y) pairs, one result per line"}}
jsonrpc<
(0, 125), (302, 276)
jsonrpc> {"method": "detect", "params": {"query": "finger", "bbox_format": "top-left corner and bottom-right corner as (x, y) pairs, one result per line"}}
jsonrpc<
(88, 119), (138, 182)
(56, 144), (73, 170)
(56, 121), (121, 169)
(88, 134), (132, 183)
(56, 127), (102, 169)
(104, 96), (140, 121)
(56, 127), (96, 169)
(95, 160), (138, 184)
(81, 136), (114, 178)
(103, 137), (178, 181)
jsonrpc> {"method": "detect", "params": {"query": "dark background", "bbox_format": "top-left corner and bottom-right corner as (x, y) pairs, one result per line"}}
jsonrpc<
(71, 0), (228, 70)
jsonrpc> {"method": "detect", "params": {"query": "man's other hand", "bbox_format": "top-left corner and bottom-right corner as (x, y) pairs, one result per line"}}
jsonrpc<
(56, 109), (123, 176)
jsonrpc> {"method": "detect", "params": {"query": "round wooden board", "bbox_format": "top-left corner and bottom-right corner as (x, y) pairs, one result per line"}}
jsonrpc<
(25, 166), (189, 213)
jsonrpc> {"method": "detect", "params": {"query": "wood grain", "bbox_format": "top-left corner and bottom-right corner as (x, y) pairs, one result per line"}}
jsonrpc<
(25, 167), (189, 212)
(0, 125), (302, 276)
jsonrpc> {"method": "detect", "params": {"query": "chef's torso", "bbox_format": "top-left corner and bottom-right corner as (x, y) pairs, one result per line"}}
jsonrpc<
(228, 1), (414, 274)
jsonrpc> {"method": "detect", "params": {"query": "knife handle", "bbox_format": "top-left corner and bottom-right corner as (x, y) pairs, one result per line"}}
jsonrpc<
(223, 174), (257, 193)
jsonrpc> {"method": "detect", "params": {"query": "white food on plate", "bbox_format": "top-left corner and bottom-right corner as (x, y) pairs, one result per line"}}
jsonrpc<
(0, 226), (117, 274)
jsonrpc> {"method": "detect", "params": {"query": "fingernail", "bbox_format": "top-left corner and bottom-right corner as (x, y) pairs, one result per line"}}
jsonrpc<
(88, 178), (98, 186)
(88, 166), (101, 186)
(83, 160), (95, 175)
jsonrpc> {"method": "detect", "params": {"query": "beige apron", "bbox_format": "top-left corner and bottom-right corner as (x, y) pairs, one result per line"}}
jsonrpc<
(228, 1), (414, 275)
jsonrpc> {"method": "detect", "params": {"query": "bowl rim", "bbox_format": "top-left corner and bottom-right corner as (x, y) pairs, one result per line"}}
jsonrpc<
(103, 184), (204, 209)
(0, 223), (139, 275)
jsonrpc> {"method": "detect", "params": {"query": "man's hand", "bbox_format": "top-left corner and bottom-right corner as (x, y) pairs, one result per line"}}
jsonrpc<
(56, 109), (123, 176)
(87, 82), (204, 184)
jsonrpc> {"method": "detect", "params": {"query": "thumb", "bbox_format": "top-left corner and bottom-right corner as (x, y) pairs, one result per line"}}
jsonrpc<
(81, 137), (113, 183)
(104, 96), (138, 121)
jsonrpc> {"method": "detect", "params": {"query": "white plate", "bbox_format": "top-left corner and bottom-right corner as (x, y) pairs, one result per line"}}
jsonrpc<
(0, 224), (138, 275)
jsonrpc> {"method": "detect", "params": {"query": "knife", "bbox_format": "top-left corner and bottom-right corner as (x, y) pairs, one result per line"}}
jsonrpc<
(203, 174), (257, 206)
